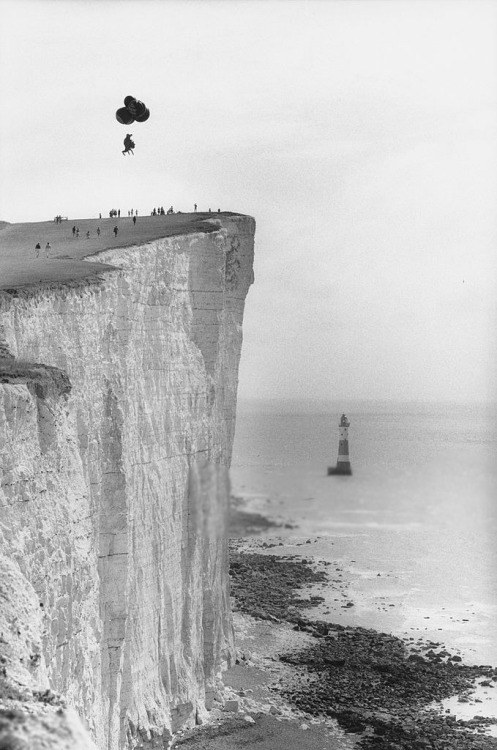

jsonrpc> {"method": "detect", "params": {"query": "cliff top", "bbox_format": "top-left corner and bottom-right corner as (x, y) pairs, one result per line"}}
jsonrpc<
(0, 212), (244, 290)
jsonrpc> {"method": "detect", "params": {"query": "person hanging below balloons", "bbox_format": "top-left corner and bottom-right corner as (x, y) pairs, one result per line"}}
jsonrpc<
(116, 95), (150, 154)
(122, 134), (135, 156)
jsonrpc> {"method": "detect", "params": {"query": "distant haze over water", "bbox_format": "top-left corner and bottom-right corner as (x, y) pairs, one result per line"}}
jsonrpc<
(236, 398), (497, 415)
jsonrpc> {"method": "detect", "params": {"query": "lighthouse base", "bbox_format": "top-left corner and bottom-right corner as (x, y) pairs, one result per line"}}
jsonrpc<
(327, 464), (352, 476)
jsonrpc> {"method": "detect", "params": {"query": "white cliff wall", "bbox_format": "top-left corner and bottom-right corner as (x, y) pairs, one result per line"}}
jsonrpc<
(0, 215), (255, 749)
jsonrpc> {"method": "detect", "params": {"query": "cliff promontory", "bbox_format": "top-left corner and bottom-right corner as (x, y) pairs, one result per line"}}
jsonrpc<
(0, 213), (255, 749)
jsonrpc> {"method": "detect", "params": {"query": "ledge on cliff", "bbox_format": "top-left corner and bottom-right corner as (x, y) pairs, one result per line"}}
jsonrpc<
(0, 212), (249, 289)
(0, 358), (71, 398)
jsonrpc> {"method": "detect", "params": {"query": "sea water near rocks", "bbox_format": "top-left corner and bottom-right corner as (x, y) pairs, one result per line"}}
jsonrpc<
(231, 401), (497, 668)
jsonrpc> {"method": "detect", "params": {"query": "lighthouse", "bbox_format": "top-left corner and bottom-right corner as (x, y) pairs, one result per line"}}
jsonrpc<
(328, 413), (352, 476)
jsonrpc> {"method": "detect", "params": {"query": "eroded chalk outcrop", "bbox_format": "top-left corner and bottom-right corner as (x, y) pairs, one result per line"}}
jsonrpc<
(0, 215), (255, 749)
(0, 554), (98, 750)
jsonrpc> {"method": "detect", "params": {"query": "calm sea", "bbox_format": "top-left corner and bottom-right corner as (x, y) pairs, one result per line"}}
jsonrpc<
(230, 401), (497, 668)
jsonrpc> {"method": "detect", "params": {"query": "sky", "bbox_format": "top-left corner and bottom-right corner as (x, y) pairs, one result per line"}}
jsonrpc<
(1, 0), (496, 405)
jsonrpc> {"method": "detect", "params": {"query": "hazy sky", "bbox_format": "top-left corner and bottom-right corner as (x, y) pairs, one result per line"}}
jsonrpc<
(1, 0), (496, 404)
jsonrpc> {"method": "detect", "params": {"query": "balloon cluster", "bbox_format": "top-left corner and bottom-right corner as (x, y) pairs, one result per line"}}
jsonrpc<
(116, 96), (150, 125)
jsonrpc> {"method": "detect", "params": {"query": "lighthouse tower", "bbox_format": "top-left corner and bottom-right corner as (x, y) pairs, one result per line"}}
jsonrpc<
(328, 413), (352, 476)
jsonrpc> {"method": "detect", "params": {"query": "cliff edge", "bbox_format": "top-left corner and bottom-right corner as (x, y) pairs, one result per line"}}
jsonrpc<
(0, 214), (255, 749)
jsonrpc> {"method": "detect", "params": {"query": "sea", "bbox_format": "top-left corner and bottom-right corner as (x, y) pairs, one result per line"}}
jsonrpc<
(230, 400), (497, 719)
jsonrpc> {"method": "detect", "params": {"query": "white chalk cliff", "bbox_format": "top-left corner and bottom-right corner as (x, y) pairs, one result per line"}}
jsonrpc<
(0, 215), (255, 749)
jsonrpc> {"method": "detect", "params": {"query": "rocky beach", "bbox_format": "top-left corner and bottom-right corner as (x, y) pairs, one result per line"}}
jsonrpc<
(173, 503), (497, 749)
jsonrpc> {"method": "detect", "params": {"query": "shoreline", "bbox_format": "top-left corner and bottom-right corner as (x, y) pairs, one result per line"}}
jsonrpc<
(231, 539), (497, 747)
(173, 500), (497, 749)
(228, 494), (298, 537)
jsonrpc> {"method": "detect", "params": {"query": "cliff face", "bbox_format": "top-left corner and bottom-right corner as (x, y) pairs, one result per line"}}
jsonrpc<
(0, 215), (255, 749)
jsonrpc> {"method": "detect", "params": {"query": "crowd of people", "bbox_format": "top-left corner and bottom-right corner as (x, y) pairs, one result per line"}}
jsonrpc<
(36, 204), (224, 257)
(107, 204), (222, 216)
(149, 205), (221, 215)
(150, 206), (177, 215)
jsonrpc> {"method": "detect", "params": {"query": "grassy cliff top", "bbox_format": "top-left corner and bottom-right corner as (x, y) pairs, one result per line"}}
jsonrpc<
(0, 212), (241, 290)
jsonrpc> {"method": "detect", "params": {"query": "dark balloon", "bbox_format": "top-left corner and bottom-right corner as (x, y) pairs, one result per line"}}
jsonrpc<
(116, 107), (135, 125)
(117, 96), (149, 126)
(135, 107), (150, 123)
